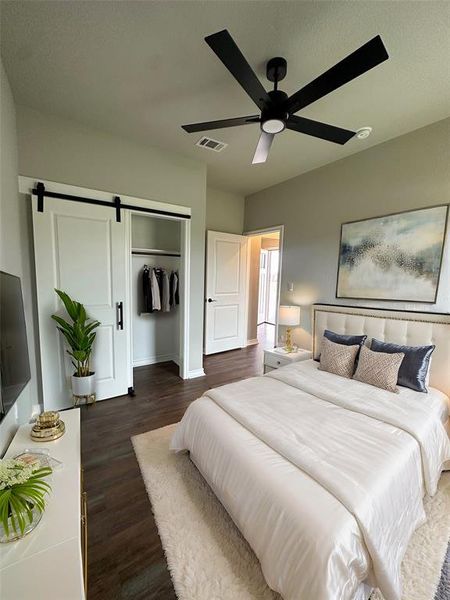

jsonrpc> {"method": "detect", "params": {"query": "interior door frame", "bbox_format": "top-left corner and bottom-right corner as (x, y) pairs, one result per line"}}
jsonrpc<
(243, 225), (284, 347)
(264, 248), (280, 325)
(124, 210), (191, 383)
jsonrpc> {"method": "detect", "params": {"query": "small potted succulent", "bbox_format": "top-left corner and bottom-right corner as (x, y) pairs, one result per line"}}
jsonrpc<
(0, 458), (52, 543)
(51, 289), (100, 397)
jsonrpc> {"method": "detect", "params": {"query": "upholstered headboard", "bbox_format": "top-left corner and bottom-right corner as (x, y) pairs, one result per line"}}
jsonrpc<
(312, 304), (450, 397)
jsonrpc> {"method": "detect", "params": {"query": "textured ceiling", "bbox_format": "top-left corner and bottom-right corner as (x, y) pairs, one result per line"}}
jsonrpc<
(1, 1), (449, 195)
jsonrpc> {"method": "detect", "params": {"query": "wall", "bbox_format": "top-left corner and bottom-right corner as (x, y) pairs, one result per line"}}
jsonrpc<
(245, 119), (450, 350)
(206, 186), (244, 234)
(16, 105), (207, 375)
(0, 64), (39, 454)
(132, 214), (181, 251)
(261, 235), (280, 250)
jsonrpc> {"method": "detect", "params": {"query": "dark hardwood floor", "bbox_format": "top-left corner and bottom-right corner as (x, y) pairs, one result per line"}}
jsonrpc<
(81, 343), (264, 600)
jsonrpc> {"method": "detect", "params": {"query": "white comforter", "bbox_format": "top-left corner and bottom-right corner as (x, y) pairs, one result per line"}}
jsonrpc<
(171, 360), (450, 600)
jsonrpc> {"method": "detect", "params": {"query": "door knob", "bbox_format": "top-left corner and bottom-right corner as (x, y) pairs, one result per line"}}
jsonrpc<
(207, 298), (217, 303)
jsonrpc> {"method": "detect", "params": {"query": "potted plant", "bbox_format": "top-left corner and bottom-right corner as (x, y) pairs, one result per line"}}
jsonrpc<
(51, 289), (100, 397)
(0, 458), (52, 543)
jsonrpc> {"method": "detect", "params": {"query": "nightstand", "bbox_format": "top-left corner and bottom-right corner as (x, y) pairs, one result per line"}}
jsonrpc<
(263, 347), (313, 373)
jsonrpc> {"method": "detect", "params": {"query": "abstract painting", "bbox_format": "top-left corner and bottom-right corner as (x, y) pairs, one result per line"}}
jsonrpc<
(336, 205), (448, 302)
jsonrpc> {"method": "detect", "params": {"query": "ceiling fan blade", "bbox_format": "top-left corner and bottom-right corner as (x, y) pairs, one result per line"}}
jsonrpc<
(182, 115), (259, 133)
(287, 35), (389, 114)
(205, 29), (270, 110)
(252, 131), (274, 164)
(287, 115), (355, 145)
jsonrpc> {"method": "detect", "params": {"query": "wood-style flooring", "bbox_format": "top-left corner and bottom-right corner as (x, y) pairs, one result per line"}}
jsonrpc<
(81, 343), (265, 600)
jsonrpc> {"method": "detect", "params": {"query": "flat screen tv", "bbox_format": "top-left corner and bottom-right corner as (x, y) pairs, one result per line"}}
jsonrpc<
(0, 271), (31, 421)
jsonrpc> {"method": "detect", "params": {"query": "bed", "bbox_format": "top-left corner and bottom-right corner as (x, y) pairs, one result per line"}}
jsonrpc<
(171, 304), (450, 600)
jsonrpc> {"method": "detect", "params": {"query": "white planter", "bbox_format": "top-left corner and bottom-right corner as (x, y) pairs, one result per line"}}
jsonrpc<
(71, 373), (95, 396)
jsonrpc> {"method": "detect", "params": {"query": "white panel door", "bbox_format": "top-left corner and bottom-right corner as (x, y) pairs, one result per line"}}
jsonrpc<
(32, 196), (128, 410)
(205, 231), (248, 355)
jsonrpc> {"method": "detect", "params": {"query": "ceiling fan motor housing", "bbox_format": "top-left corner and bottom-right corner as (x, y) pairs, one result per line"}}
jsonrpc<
(261, 89), (289, 133)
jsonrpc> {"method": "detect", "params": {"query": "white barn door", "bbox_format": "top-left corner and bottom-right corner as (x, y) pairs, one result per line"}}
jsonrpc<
(205, 231), (248, 354)
(32, 196), (129, 410)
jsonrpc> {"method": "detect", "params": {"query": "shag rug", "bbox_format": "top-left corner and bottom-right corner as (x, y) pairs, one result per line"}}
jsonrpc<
(132, 424), (450, 600)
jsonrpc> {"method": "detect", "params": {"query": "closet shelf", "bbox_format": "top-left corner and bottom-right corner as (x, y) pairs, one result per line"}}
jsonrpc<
(132, 247), (181, 257)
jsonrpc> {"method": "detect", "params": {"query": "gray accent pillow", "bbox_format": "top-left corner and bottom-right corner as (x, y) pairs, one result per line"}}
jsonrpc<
(318, 337), (360, 379)
(370, 338), (435, 393)
(353, 345), (405, 393)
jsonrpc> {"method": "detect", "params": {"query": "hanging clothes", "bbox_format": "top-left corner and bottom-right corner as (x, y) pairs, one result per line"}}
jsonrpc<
(170, 271), (179, 306)
(169, 271), (175, 306)
(142, 266), (153, 313)
(162, 270), (171, 312)
(174, 271), (179, 305)
(142, 266), (179, 313)
(151, 268), (161, 311)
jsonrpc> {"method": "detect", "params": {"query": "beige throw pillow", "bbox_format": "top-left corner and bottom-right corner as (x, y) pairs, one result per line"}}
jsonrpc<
(318, 336), (359, 379)
(353, 344), (405, 393)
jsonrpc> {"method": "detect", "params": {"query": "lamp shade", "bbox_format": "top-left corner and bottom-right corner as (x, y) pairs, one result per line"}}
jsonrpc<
(278, 305), (300, 327)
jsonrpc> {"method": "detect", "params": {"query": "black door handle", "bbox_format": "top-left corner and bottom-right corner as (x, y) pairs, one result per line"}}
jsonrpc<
(207, 298), (217, 303)
(117, 301), (124, 330)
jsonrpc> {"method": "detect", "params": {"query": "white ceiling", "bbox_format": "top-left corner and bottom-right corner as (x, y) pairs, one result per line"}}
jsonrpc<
(1, 1), (449, 195)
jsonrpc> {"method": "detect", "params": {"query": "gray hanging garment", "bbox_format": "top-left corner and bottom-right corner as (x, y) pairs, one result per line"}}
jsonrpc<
(162, 270), (170, 312)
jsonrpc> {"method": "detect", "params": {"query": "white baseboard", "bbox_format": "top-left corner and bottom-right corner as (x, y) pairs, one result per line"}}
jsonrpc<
(133, 354), (179, 368)
(246, 338), (259, 346)
(187, 368), (205, 379)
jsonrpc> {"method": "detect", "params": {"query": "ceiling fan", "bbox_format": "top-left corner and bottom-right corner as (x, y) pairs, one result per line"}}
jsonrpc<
(182, 30), (389, 164)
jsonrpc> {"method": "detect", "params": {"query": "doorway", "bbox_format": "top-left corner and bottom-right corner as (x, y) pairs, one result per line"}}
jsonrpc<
(246, 227), (283, 350)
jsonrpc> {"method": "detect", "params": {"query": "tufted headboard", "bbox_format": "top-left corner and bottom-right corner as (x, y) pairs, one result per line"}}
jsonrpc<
(312, 304), (450, 397)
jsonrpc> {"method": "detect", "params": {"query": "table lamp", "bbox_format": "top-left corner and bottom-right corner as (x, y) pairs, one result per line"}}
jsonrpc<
(278, 305), (300, 353)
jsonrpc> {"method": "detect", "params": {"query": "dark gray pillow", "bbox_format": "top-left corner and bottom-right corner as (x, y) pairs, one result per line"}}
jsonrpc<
(370, 338), (435, 393)
(324, 329), (367, 349)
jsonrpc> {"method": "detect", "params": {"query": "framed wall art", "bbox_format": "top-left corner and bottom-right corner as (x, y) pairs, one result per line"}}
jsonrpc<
(336, 204), (448, 303)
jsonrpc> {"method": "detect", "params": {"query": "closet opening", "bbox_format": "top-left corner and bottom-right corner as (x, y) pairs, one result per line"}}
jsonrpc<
(129, 213), (184, 387)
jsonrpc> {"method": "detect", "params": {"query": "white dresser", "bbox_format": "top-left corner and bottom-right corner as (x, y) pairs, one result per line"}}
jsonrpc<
(0, 409), (85, 600)
(263, 347), (313, 373)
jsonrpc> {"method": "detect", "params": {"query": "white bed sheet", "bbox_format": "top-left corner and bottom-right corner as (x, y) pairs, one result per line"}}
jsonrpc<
(171, 360), (450, 600)
(419, 386), (449, 424)
(172, 395), (373, 600)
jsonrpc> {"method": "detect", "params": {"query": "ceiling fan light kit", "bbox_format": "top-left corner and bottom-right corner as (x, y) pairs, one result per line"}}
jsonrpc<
(182, 29), (389, 164)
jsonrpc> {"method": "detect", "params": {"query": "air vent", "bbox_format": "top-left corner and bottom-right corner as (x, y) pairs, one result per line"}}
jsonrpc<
(196, 136), (228, 152)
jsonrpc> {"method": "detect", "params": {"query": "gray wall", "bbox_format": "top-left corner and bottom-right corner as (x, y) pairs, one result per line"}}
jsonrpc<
(132, 213), (180, 252)
(0, 64), (40, 454)
(245, 119), (450, 350)
(16, 105), (207, 374)
(206, 186), (244, 234)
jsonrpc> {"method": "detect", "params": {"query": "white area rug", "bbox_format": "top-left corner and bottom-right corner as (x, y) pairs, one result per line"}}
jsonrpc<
(132, 424), (450, 600)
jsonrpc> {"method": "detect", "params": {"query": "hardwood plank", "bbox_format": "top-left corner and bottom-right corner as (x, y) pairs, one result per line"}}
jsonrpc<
(81, 343), (264, 599)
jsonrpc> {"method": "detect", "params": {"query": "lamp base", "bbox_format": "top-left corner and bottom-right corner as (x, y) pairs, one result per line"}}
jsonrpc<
(283, 327), (295, 353)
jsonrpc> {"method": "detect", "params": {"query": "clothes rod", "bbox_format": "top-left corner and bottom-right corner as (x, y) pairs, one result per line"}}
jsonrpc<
(32, 182), (191, 222)
(132, 249), (181, 257)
